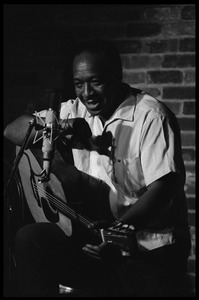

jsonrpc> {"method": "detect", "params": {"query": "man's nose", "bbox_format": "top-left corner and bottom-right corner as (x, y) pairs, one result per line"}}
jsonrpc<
(83, 83), (92, 98)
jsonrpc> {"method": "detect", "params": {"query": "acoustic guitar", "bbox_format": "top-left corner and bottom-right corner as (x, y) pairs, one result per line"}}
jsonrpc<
(16, 147), (137, 256)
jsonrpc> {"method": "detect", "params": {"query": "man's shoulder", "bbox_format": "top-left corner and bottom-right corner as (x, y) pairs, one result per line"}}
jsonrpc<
(135, 91), (173, 120)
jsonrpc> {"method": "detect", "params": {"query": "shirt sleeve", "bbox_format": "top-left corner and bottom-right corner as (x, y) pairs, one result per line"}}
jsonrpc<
(140, 115), (182, 186)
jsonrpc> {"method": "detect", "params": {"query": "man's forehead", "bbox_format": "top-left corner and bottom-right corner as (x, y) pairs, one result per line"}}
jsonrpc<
(74, 51), (107, 65)
(73, 52), (107, 74)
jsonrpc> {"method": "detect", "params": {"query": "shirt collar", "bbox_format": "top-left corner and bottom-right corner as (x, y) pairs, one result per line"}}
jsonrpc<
(110, 93), (137, 122)
(77, 90), (138, 123)
(103, 88), (145, 123)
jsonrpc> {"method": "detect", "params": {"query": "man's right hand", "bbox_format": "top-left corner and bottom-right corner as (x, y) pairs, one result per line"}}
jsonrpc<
(59, 118), (92, 146)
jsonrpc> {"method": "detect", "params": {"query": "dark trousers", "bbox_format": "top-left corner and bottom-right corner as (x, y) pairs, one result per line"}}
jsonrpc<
(14, 222), (190, 297)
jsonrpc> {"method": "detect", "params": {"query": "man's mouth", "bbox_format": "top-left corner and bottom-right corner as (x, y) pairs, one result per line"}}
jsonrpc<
(84, 99), (104, 111)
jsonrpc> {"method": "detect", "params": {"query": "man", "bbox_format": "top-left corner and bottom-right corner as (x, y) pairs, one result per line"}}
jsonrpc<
(4, 39), (191, 297)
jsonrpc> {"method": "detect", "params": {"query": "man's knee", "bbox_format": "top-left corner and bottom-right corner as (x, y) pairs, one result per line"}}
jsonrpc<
(15, 224), (37, 255)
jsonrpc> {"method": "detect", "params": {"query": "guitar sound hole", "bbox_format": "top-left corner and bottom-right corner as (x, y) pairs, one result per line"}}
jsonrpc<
(40, 186), (59, 223)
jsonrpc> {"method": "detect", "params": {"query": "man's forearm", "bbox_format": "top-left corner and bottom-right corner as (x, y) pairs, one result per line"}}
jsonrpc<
(4, 114), (43, 147)
(119, 175), (175, 228)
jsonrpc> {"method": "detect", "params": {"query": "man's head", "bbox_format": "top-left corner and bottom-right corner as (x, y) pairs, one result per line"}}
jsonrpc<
(72, 40), (123, 118)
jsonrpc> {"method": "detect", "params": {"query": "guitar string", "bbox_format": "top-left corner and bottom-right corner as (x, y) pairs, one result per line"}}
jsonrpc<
(32, 183), (131, 249)
(32, 182), (92, 228)
(31, 184), (132, 251)
(33, 183), (91, 227)
(32, 182), (91, 227)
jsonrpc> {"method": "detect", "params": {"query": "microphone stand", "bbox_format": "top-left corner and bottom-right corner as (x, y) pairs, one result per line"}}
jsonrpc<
(4, 117), (37, 293)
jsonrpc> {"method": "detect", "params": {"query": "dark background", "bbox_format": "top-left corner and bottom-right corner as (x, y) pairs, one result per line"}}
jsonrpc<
(3, 4), (195, 295)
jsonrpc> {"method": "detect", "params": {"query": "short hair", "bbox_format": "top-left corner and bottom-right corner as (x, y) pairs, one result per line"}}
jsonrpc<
(72, 39), (123, 81)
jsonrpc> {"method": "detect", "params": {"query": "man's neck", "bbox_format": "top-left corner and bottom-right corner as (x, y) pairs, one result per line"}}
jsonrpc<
(100, 82), (131, 122)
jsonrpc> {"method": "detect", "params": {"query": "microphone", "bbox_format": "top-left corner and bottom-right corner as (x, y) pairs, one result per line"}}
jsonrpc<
(40, 90), (61, 182)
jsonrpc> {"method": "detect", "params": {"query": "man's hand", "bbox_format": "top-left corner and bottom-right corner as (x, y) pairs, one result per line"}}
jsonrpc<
(82, 242), (121, 261)
(82, 243), (103, 260)
(60, 118), (92, 141)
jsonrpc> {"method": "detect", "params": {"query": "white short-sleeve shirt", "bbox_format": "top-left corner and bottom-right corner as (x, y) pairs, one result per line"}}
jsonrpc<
(36, 88), (189, 250)
(58, 91), (184, 218)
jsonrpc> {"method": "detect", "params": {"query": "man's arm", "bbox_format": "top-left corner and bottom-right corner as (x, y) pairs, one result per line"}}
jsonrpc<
(82, 172), (179, 258)
(119, 172), (179, 228)
(4, 114), (43, 147)
(4, 114), (93, 149)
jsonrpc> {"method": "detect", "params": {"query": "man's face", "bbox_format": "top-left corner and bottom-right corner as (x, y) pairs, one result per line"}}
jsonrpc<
(73, 52), (115, 117)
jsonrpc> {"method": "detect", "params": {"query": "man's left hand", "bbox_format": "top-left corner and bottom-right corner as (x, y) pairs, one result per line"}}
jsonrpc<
(82, 243), (105, 260)
(82, 242), (121, 260)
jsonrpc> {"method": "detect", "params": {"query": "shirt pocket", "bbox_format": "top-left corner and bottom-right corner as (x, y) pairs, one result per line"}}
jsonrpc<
(113, 157), (146, 198)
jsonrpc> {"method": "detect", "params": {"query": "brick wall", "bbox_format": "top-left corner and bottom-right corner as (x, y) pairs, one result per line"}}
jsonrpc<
(4, 4), (195, 295)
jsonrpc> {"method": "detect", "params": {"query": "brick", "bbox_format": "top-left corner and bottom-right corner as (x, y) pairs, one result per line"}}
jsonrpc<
(188, 212), (195, 227)
(143, 6), (182, 21)
(142, 39), (178, 53)
(163, 87), (195, 99)
(161, 100), (182, 115)
(184, 70), (195, 84)
(99, 5), (143, 22)
(126, 23), (162, 38)
(143, 5), (184, 21)
(162, 54), (195, 68)
(169, 5), (182, 20)
(185, 180), (196, 196)
(143, 7), (171, 21)
(182, 148), (195, 162)
(181, 132), (195, 147)
(179, 38), (195, 52)
(185, 170), (196, 195)
(162, 22), (195, 37)
(186, 196), (195, 210)
(187, 258), (196, 273)
(181, 5), (195, 20)
(185, 164), (196, 175)
(177, 117), (195, 131)
(121, 55), (163, 69)
(185, 178), (196, 196)
(148, 70), (182, 84)
(116, 40), (142, 54)
(123, 71), (145, 84)
(183, 101), (195, 115)
(141, 87), (161, 98)
(189, 226), (195, 240)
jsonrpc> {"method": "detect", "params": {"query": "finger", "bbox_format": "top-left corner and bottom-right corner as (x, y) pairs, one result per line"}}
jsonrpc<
(82, 245), (100, 254)
(82, 247), (101, 259)
(84, 244), (100, 252)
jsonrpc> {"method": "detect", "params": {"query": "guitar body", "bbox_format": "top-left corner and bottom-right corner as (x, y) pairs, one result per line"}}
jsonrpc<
(16, 146), (137, 255)
(17, 147), (73, 236)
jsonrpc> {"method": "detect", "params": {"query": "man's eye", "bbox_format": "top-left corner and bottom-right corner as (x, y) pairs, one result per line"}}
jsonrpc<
(92, 80), (102, 86)
(74, 82), (82, 88)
